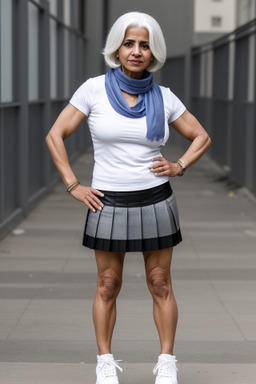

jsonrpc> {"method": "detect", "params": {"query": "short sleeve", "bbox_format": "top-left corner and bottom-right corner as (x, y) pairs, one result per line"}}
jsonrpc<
(165, 88), (186, 124)
(69, 77), (95, 116)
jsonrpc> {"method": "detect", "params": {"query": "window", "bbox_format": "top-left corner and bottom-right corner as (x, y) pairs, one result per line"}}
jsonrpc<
(211, 16), (222, 27)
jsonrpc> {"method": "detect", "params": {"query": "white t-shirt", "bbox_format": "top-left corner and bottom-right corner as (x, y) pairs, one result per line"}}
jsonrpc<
(69, 74), (186, 191)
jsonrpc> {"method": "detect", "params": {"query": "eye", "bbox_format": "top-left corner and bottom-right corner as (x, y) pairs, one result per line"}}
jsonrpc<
(124, 41), (132, 47)
(141, 43), (150, 50)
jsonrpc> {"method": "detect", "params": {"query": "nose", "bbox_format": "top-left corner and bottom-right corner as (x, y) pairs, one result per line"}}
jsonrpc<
(132, 43), (141, 56)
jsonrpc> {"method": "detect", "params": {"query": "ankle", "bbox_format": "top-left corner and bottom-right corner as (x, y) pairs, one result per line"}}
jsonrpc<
(160, 350), (174, 356)
(160, 344), (174, 356)
(98, 346), (112, 354)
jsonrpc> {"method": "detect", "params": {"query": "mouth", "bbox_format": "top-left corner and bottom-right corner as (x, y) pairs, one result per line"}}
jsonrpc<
(129, 60), (142, 65)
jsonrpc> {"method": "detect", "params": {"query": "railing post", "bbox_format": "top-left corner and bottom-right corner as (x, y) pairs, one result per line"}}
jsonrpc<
(39, 0), (52, 187)
(15, 0), (29, 215)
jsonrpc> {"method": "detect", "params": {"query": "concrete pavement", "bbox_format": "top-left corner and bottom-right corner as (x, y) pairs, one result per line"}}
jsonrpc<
(0, 143), (256, 383)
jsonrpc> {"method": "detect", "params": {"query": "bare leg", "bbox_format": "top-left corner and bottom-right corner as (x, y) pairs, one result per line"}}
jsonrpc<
(143, 247), (178, 355)
(93, 250), (125, 355)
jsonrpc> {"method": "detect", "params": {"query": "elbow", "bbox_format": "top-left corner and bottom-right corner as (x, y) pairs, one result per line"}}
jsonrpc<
(45, 132), (52, 148)
(193, 131), (211, 153)
(45, 130), (56, 149)
(45, 129), (65, 151)
(206, 134), (211, 149)
(193, 131), (211, 149)
(197, 131), (211, 149)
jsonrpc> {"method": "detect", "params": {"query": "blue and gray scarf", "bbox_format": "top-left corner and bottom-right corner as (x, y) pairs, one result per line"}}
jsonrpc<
(105, 67), (165, 142)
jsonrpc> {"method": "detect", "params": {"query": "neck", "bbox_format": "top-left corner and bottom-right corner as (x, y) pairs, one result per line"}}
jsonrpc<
(121, 66), (145, 79)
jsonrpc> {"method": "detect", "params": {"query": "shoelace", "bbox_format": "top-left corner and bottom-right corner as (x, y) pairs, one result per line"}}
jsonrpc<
(99, 359), (123, 378)
(153, 359), (178, 378)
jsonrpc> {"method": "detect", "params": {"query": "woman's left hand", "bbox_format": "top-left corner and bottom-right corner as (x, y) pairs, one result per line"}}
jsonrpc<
(149, 157), (181, 177)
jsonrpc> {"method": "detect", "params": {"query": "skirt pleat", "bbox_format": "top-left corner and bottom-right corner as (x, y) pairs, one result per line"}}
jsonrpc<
(127, 207), (142, 240)
(111, 207), (128, 240)
(95, 206), (114, 240)
(141, 204), (158, 239)
(83, 182), (182, 252)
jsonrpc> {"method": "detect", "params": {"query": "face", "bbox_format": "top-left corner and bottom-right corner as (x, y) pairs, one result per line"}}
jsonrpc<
(116, 26), (153, 79)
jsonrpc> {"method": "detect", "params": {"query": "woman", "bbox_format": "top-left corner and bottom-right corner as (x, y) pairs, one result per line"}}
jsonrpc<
(46, 11), (211, 384)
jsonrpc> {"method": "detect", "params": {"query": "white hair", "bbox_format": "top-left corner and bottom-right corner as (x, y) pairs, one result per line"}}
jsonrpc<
(103, 12), (167, 72)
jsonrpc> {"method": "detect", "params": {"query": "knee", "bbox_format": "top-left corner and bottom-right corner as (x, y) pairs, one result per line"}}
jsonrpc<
(98, 269), (122, 302)
(147, 267), (171, 300)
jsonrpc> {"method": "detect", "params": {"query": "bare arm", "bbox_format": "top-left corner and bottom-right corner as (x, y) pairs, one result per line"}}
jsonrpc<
(150, 110), (211, 177)
(46, 103), (104, 212)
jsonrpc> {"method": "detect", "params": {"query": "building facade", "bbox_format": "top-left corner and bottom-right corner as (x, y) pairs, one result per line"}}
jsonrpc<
(194, 0), (237, 45)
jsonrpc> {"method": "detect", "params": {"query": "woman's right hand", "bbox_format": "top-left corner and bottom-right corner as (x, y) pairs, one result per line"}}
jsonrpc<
(69, 185), (104, 212)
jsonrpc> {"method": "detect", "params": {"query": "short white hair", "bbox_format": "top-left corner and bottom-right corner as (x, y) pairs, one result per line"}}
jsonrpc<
(103, 12), (167, 72)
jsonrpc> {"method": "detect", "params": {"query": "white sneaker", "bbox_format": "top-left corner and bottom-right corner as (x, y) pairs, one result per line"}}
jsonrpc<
(96, 354), (123, 384)
(153, 354), (178, 384)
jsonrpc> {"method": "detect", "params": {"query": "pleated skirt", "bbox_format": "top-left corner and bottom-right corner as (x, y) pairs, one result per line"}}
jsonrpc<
(83, 181), (182, 252)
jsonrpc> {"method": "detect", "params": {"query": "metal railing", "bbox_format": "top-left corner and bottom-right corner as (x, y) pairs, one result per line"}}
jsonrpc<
(0, 0), (90, 238)
(191, 18), (256, 196)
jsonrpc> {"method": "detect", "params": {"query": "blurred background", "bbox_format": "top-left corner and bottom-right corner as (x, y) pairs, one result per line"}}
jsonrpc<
(0, 0), (256, 238)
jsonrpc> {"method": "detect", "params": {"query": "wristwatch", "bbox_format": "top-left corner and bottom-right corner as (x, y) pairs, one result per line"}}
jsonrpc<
(176, 159), (186, 176)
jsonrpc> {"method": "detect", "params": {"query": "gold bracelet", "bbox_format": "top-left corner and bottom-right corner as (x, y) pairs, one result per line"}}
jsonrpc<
(66, 180), (80, 193)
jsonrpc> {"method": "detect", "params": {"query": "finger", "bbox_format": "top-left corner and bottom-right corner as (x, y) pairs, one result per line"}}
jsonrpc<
(80, 188), (104, 209)
(150, 168), (161, 173)
(149, 161), (164, 170)
(91, 188), (104, 197)
(154, 171), (166, 177)
(85, 192), (104, 208)
(71, 187), (103, 207)
(150, 165), (166, 173)
(150, 158), (166, 167)
(152, 157), (165, 162)
(85, 200), (97, 213)
(86, 197), (104, 212)
(90, 194), (104, 209)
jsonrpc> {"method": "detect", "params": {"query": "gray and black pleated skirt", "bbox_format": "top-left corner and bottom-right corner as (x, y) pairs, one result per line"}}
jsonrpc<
(83, 181), (182, 252)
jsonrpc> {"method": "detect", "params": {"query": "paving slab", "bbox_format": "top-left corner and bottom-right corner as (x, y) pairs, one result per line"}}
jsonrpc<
(0, 363), (256, 384)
